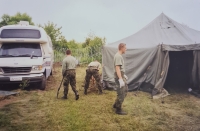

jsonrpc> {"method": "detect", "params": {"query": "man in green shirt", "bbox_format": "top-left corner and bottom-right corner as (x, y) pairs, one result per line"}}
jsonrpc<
(113, 43), (128, 115)
(62, 50), (79, 100)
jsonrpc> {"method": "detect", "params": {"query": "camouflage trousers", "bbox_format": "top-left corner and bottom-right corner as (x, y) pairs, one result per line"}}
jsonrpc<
(63, 70), (78, 96)
(84, 68), (102, 92)
(114, 73), (128, 109)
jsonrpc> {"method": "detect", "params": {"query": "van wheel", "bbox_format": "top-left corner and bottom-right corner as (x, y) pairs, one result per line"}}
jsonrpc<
(39, 75), (46, 90)
(50, 70), (53, 75)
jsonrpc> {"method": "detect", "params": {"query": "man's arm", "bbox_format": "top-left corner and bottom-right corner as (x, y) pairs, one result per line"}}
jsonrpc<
(115, 65), (122, 79)
(62, 60), (66, 75)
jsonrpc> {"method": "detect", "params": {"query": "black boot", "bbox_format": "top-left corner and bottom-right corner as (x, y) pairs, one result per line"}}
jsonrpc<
(84, 89), (87, 95)
(116, 108), (127, 115)
(75, 94), (79, 100)
(75, 92), (79, 100)
(98, 90), (103, 95)
(113, 103), (117, 109)
(62, 95), (67, 99)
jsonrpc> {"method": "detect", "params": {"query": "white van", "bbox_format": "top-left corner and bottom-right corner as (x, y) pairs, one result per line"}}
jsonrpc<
(0, 21), (54, 90)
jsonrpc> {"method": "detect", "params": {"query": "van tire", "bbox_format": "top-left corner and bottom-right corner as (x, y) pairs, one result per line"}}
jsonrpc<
(50, 69), (53, 75)
(39, 75), (46, 90)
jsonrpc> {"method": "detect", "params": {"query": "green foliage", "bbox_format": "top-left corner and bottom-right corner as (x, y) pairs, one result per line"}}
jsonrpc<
(0, 14), (10, 27)
(81, 34), (106, 62)
(54, 33), (105, 64)
(67, 40), (79, 49)
(0, 112), (10, 127)
(19, 79), (30, 90)
(82, 34), (106, 49)
(82, 38), (91, 48)
(0, 12), (34, 27)
(39, 21), (68, 49)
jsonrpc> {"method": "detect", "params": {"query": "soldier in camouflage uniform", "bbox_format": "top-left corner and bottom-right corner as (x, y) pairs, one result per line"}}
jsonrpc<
(84, 60), (103, 95)
(62, 50), (79, 100)
(113, 43), (128, 115)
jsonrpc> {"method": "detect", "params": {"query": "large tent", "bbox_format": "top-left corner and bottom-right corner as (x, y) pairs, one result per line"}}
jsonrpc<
(102, 13), (200, 98)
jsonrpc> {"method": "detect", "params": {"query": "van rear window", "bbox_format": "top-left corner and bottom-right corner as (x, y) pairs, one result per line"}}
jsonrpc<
(0, 29), (41, 38)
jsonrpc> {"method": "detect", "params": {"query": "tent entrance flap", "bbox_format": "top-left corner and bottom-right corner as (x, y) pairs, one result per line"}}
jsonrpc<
(164, 51), (193, 92)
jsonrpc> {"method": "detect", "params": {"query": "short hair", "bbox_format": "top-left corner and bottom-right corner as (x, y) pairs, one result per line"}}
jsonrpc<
(66, 50), (71, 55)
(118, 43), (126, 50)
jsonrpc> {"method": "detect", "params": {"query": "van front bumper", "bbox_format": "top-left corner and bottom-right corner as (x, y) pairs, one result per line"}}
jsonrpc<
(0, 74), (43, 84)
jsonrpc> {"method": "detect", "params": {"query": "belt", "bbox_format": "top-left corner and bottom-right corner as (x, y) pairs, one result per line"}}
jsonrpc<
(88, 66), (98, 70)
(66, 69), (75, 71)
(88, 66), (97, 68)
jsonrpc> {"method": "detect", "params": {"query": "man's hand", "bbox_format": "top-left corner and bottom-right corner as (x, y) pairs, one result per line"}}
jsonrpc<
(118, 79), (125, 88)
(124, 75), (128, 80)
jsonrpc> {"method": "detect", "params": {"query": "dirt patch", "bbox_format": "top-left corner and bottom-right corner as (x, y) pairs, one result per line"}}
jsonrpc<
(0, 63), (61, 108)
(0, 95), (18, 108)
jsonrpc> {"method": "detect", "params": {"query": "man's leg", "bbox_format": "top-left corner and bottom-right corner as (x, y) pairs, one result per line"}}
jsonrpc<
(69, 70), (79, 100)
(63, 75), (69, 99)
(114, 78), (127, 115)
(92, 70), (103, 94)
(84, 69), (92, 95)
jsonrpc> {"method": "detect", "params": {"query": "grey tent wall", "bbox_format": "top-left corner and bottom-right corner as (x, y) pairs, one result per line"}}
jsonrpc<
(102, 45), (170, 94)
(153, 49), (170, 96)
(125, 46), (158, 90)
(192, 51), (200, 88)
(162, 44), (200, 51)
(102, 46), (117, 83)
(102, 46), (118, 89)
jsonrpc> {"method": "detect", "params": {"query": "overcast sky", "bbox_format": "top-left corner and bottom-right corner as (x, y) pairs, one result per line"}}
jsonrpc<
(0, 0), (200, 43)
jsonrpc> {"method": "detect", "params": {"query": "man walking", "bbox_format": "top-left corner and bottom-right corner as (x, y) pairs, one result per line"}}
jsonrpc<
(62, 50), (79, 100)
(113, 43), (128, 115)
(84, 60), (103, 95)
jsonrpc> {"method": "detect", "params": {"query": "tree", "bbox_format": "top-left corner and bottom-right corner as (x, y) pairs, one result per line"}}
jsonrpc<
(0, 14), (11, 27)
(83, 34), (106, 48)
(58, 35), (68, 49)
(82, 38), (91, 48)
(82, 34), (106, 62)
(39, 22), (68, 49)
(67, 40), (79, 49)
(0, 12), (34, 27)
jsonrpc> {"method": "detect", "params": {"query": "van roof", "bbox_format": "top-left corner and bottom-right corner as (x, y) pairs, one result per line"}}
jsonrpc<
(0, 24), (53, 55)
(0, 25), (52, 48)
(0, 24), (42, 30)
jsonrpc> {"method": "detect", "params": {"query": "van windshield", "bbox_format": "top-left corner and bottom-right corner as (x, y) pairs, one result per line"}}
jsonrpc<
(0, 43), (42, 57)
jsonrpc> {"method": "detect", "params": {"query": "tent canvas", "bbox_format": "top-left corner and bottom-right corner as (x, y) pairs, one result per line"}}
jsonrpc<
(102, 13), (200, 99)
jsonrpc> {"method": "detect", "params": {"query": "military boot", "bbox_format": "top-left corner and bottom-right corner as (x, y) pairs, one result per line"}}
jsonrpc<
(62, 95), (67, 99)
(75, 92), (79, 100)
(98, 90), (103, 95)
(113, 103), (117, 109)
(84, 89), (87, 95)
(116, 108), (127, 115)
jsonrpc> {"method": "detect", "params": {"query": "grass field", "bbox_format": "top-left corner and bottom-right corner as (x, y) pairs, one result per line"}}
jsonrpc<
(1, 66), (200, 131)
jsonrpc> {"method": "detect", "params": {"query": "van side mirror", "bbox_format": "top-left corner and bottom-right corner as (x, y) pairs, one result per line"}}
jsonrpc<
(43, 55), (51, 59)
